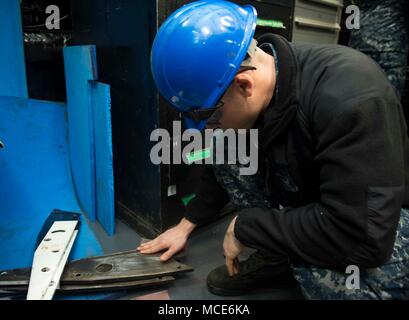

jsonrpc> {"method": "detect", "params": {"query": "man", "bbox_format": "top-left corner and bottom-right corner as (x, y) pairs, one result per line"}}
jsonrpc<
(139, 0), (409, 299)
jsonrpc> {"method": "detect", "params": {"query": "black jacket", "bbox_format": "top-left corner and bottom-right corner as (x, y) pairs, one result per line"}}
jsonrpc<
(186, 34), (409, 270)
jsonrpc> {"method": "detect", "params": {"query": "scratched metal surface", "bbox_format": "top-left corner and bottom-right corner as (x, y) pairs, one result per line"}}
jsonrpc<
(0, 252), (192, 285)
(91, 217), (305, 300)
(0, 277), (174, 295)
(63, 251), (193, 284)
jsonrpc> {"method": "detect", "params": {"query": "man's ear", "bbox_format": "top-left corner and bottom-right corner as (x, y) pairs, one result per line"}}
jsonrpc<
(234, 73), (253, 98)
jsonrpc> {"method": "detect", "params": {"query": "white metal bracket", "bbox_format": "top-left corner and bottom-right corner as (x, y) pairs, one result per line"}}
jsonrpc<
(27, 220), (78, 300)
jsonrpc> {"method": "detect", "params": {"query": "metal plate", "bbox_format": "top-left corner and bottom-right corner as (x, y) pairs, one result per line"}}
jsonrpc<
(0, 251), (193, 286)
(0, 276), (174, 295)
(63, 251), (193, 284)
(0, 267), (32, 286)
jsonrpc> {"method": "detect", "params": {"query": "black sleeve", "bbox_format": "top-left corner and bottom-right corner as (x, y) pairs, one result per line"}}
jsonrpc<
(185, 164), (230, 226)
(235, 98), (407, 269)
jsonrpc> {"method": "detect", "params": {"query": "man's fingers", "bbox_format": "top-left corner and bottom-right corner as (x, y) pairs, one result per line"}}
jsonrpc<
(225, 257), (235, 277)
(140, 239), (157, 248)
(233, 259), (240, 275)
(137, 239), (156, 250)
(137, 243), (154, 251)
(139, 240), (153, 246)
(139, 241), (168, 254)
(160, 246), (179, 262)
(140, 242), (164, 253)
(139, 237), (163, 250)
(137, 243), (150, 250)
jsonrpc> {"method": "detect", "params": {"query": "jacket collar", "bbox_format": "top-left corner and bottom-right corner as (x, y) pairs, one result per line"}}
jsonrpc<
(256, 34), (300, 151)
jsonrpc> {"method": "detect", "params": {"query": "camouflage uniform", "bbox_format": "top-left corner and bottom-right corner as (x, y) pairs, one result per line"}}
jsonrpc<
(349, 0), (408, 98)
(292, 211), (409, 300)
(212, 154), (409, 300)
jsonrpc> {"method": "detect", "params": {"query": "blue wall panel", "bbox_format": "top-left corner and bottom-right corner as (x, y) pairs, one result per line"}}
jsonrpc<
(91, 81), (115, 236)
(63, 46), (98, 221)
(0, 0), (28, 98)
(0, 95), (103, 271)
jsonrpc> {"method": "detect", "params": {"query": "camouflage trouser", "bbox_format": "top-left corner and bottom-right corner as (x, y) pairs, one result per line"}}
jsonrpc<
(349, 0), (408, 98)
(212, 162), (409, 300)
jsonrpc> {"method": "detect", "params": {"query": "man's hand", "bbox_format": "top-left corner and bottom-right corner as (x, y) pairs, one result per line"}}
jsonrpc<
(224, 216), (245, 277)
(137, 218), (196, 262)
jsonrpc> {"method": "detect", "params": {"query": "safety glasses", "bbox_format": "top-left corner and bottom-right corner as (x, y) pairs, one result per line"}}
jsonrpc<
(182, 100), (225, 123)
(182, 65), (257, 126)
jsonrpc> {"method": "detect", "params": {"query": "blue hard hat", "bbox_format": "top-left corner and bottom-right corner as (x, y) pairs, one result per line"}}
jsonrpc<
(151, 0), (258, 130)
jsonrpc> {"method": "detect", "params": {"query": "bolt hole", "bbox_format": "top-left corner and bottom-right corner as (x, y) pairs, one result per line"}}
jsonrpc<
(95, 263), (113, 273)
(75, 273), (81, 277)
(44, 238), (52, 242)
(41, 267), (50, 273)
(52, 230), (66, 234)
(52, 250), (60, 253)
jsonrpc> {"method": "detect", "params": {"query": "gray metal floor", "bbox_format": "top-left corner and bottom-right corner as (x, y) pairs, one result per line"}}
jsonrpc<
(90, 214), (304, 300)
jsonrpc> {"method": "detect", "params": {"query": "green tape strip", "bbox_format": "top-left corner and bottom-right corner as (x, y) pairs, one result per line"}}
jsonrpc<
(257, 18), (286, 29)
(186, 148), (211, 164)
(182, 194), (196, 207)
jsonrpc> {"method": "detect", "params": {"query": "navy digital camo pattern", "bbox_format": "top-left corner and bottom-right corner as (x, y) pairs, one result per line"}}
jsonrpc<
(293, 209), (409, 300)
(213, 159), (409, 300)
(349, 0), (408, 98)
(213, 163), (277, 211)
(211, 132), (278, 211)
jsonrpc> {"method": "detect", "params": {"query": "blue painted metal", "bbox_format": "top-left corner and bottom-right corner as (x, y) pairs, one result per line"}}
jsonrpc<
(91, 81), (115, 236)
(0, 0), (28, 98)
(0, 95), (103, 271)
(63, 46), (98, 221)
